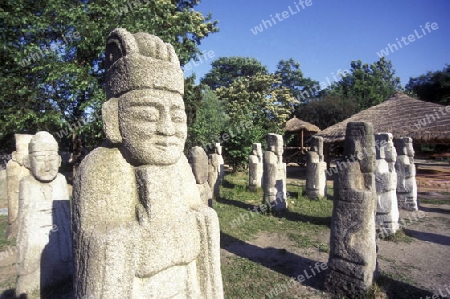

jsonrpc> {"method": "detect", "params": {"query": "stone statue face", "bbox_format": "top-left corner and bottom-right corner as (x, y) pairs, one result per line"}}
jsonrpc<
(385, 141), (397, 162)
(119, 89), (187, 166)
(215, 143), (222, 155)
(30, 150), (61, 182)
(252, 143), (262, 157)
(406, 141), (414, 157)
(267, 135), (283, 156)
(28, 132), (61, 182)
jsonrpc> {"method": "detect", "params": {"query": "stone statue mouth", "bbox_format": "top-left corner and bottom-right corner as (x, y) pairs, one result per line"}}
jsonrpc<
(154, 141), (179, 147)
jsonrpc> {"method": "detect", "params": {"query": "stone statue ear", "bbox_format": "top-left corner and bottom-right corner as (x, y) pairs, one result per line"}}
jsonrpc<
(23, 155), (30, 169)
(102, 98), (122, 144)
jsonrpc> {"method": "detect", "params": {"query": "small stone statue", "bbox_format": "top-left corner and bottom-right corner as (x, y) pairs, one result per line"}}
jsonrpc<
(306, 136), (327, 198)
(6, 134), (33, 239)
(189, 146), (213, 206)
(208, 143), (224, 199)
(395, 137), (418, 211)
(72, 28), (223, 298)
(375, 133), (399, 236)
(16, 131), (72, 298)
(263, 134), (287, 211)
(249, 143), (263, 191)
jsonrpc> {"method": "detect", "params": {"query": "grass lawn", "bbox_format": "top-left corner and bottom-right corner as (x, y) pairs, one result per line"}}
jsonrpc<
(217, 170), (333, 298)
(216, 170), (439, 299)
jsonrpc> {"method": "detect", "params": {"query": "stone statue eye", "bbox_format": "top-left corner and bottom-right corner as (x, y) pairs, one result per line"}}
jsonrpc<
(48, 156), (58, 162)
(139, 106), (160, 122)
(33, 155), (46, 162)
(171, 109), (186, 122)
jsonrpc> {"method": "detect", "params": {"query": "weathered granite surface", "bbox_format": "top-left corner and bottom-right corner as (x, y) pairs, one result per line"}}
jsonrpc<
(375, 133), (399, 236)
(16, 131), (72, 298)
(72, 28), (223, 299)
(6, 134), (32, 239)
(263, 134), (287, 211)
(249, 143), (263, 191)
(395, 137), (418, 211)
(325, 122), (377, 298)
(189, 146), (213, 206)
(306, 136), (327, 199)
(208, 143), (224, 200)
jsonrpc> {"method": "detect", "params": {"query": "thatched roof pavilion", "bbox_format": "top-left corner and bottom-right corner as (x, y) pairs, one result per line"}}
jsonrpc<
(317, 93), (450, 144)
(285, 116), (321, 133)
(284, 116), (321, 150)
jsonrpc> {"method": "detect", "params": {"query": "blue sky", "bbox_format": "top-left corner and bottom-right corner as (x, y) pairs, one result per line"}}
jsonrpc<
(184, 0), (450, 87)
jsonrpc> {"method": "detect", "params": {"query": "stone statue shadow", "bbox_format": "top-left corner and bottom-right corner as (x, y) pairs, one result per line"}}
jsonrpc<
(419, 205), (450, 214)
(0, 289), (15, 299)
(216, 195), (256, 211)
(403, 228), (450, 246)
(286, 166), (306, 180)
(374, 273), (434, 299)
(275, 208), (331, 228)
(220, 232), (326, 291)
(37, 200), (73, 299)
(221, 177), (236, 189)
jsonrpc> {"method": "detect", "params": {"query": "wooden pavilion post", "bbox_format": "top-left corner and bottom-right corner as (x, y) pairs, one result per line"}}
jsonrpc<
(300, 129), (304, 151)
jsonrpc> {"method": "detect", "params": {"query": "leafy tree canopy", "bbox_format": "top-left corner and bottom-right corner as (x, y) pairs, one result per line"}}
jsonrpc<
(186, 86), (228, 153)
(405, 64), (450, 105)
(296, 94), (359, 130)
(327, 57), (402, 110)
(274, 58), (319, 104)
(0, 0), (218, 153)
(215, 72), (296, 170)
(201, 56), (268, 90)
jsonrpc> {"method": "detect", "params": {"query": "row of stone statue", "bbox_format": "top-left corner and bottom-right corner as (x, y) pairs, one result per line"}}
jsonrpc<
(249, 133), (288, 211)
(305, 132), (417, 236)
(248, 130), (418, 226)
(324, 122), (417, 298)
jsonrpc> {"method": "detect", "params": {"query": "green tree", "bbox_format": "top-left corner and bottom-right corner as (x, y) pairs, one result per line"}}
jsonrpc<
(215, 73), (296, 170)
(296, 94), (359, 130)
(405, 65), (450, 105)
(328, 57), (401, 110)
(201, 56), (268, 90)
(0, 0), (218, 155)
(183, 74), (203, 128)
(274, 58), (319, 104)
(187, 86), (228, 152)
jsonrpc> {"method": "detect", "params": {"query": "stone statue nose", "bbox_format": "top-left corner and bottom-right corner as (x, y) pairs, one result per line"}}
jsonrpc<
(157, 111), (175, 136)
(44, 159), (51, 171)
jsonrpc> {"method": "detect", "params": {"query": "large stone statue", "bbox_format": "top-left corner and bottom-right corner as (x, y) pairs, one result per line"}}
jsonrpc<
(16, 131), (72, 298)
(375, 133), (399, 236)
(263, 134), (287, 211)
(6, 134), (33, 239)
(394, 137), (418, 211)
(306, 136), (327, 199)
(208, 143), (224, 199)
(325, 122), (377, 298)
(248, 143), (263, 191)
(72, 28), (223, 298)
(189, 146), (213, 206)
